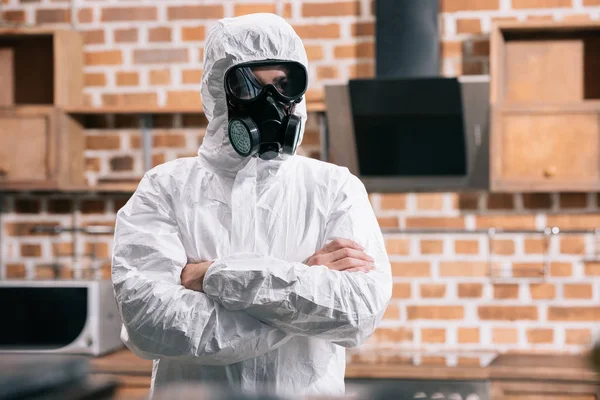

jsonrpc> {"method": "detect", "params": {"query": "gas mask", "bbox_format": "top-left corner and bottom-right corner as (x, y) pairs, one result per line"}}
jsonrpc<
(225, 60), (308, 160)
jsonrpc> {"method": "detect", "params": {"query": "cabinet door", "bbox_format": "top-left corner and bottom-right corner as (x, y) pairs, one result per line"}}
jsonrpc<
(492, 381), (600, 400)
(0, 108), (55, 187)
(491, 107), (600, 192)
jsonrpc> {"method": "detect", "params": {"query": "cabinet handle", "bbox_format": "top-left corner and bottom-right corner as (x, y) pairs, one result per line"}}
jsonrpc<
(543, 166), (557, 178)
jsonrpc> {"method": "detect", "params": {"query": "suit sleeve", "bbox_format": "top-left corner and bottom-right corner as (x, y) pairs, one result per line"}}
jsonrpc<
(203, 174), (392, 348)
(112, 174), (290, 364)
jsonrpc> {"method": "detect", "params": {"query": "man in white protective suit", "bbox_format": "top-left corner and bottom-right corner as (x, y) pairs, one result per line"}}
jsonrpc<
(111, 13), (392, 398)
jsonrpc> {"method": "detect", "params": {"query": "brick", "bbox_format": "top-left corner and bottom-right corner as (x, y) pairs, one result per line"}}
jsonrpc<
(560, 236), (586, 254)
(391, 261), (430, 277)
(527, 328), (554, 344)
(150, 69), (171, 85)
(513, 262), (544, 278)
(80, 199), (106, 214)
(101, 263), (112, 280)
(420, 239), (443, 254)
(334, 42), (374, 59)
(462, 61), (485, 76)
(420, 284), (447, 298)
(301, 130), (320, 146)
(6, 263), (26, 279)
(377, 217), (398, 228)
(110, 156), (134, 172)
(15, 198), (41, 214)
(458, 357), (481, 366)
(547, 215), (600, 230)
(3, 10), (25, 23)
(153, 154), (166, 167)
(493, 328), (518, 344)
(181, 69), (202, 84)
(114, 28), (138, 43)
(351, 22), (375, 37)
(234, 3), (276, 16)
(392, 283), (411, 299)
(82, 29), (104, 45)
(102, 93), (157, 108)
(316, 66), (338, 80)
(85, 51), (122, 66)
(494, 284), (519, 299)
(439, 261), (487, 277)
(565, 329), (591, 345)
(478, 306), (538, 321)
(529, 283), (556, 299)
(421, 356), (447, 366)
(166, 91), (202, 108)
(487, 193), (514, 210)
(458, 327), (480, 343)
(406, 217), (465, 229)
(563, 284), (593, 299)
(101, 7), (157, 22)
(116, 71), (139, 86)
(559, 193), (588, 208)
(441, 41), (462, 58)
(455, 193), (479, 210)
(440, 0), (499, 12)
(85, 242), (110, 258)
(348, 63), (375, 79)
(77, 8), (92, 23)
(168, 5), (224, 20)
(181, 26), (206, 42)
(472, 40), (490, 57)
(36, 8), (70, 23)
(134, 49), (188, 64)
(417, 193), (444, 210)
(421, 328), (446, 343)
(456, 19), (482, 34)
(302, 1), (360, 17)
(476, 215), (536, 229)
(548, 307), (600, 321)
(585, 262), (600, 276)
(86, 135), (120, 150)
(283, 2), (292, 18)
(372, 328), (413, 343)
(513, 0), (571, 8)
(380, 194), (406, 210)
(21, 244), (42, 257)
(82, 220), (116, 230)
(584, 0), (600, 4)
(85, 73), (106, 87)
(132, 133), (186, 149)
(458, 283), (483, 298)
(522, 193), (552, 209)
(385, 238), (409, 255)
(48, 198), (73, 214)
(383, 304), (400, 319)
(524, 237), (547, 254)
(148, 27), (171, 42)
(293, 23), (341, 39)
(6, 222), (60, 236)
(550, 262), (572, 277)
(305, 88), (324, 102)
(491, 239), (515, 255)
(455, 240), (479, 254)
(407, 306), (464, 320)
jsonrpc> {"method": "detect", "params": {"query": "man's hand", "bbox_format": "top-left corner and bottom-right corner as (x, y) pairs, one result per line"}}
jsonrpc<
(305, 238), (375, 273)
(181, 261), (213, 292)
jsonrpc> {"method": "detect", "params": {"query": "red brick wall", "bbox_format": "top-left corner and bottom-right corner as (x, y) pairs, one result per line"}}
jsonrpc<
(2, 0), (600, 366)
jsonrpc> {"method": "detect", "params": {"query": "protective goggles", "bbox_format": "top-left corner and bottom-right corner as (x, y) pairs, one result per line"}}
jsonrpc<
(225, 60), (308, 103)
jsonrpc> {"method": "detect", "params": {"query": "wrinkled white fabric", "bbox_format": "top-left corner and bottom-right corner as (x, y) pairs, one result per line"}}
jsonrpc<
(111, 13), (392, 398)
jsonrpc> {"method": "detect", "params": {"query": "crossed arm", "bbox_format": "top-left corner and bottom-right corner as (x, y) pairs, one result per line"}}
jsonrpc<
(112, 173), (392, 364)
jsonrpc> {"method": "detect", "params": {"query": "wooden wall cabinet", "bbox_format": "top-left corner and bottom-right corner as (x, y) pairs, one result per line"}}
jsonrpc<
(0, 107), (85, 190)
(0, 28), (83, 108)
(490, 21), (600, 192)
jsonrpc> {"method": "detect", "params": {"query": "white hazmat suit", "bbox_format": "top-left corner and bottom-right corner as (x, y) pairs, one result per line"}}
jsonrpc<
(112, 13), (392, 398)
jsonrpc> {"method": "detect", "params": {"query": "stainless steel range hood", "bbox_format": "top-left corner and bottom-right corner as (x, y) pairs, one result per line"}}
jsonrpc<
(323, 0), (490, 192)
